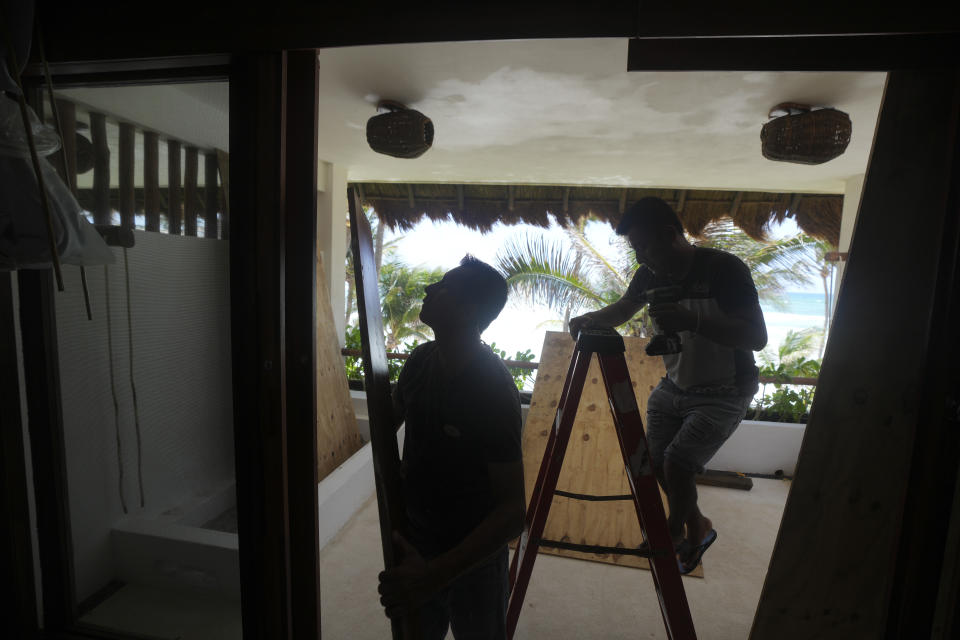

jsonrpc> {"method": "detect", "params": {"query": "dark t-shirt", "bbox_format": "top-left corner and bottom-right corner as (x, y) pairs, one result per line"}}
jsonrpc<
(394, 342), (523, 557)
(625, 246), (761, 396)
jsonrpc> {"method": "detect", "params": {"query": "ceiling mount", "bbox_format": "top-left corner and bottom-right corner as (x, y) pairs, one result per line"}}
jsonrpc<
(375, 99), (408, 113)
(366, 99), (434, 159)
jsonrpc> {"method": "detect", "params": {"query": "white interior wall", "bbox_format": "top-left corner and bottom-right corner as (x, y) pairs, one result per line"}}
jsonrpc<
(54, 232), (234, 602)
(317, 162), (348, 346)
(57, 85), (229, 153)
(834, 173), (865, 309)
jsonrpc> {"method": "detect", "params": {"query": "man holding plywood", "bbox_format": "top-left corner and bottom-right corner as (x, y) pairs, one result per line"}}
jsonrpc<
(378, 256), (526, 639)
(569, 197), (767, 575)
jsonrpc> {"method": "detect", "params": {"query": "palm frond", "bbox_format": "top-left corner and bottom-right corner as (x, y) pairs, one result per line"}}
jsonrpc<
(695, 220), (820, 306)
(496, 234), (607, 313)
(777, 328), (822, 364)
(561, 223), (631, 290)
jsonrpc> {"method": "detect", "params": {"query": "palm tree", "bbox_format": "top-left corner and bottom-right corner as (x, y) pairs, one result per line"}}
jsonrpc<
(808, 238), (838, 357)
(496, 222), (651, 335)
(757, 327), (823, 378)
(344, 206), (399, 328)
(755, 327), (823, 418)
(496, 217), (822, 334)
(378, 258), (445, 351)
(692, 219), (820, 309)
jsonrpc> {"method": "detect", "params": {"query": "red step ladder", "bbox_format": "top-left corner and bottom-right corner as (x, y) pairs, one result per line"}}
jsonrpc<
(506, 328), (697, 640)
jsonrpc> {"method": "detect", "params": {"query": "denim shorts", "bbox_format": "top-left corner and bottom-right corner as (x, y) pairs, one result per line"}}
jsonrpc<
(416, 546), (509, 639)
(645, 378), (751, 474)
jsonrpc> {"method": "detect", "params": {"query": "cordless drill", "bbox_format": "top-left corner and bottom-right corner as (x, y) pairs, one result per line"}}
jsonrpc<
(643, 285), (684, 356)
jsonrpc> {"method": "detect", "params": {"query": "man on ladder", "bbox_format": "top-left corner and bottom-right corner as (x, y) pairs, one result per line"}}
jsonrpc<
(569, 196), (768, 574)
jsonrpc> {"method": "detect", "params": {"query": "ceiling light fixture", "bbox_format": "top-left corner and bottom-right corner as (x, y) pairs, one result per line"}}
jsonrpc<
(366, 100), (434, 159)
(761, 102), (851, 165)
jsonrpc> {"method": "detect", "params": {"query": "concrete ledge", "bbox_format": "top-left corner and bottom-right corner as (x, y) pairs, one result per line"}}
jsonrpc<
(350, 390), (801, 476)
(112, 517), (240, 599)
(709, 419), (805, 476)
(317, 424), (404, 550)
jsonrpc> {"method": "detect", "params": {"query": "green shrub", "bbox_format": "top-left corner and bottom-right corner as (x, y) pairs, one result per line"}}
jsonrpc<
(488, 342), (537, 391)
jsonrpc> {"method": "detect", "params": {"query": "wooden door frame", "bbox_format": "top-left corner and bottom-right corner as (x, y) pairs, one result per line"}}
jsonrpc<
(5, 19), (959, 640)
(7, 57), (323, 640)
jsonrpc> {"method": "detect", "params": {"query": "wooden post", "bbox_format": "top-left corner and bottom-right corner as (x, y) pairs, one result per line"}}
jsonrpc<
(168, 140), (182, 235)
(788, 193), (802, 214)
(143, 131), (160, 232)
(90, 112), (111, 225)
(751, 70), (960, 639)
(205, 152), (219, 238)
(229, 52), (292, 640)
(283, 49), (322, 640)
(0, 275), (40, 638)
(729, 191), (744, 218)
(349, 186), (412, 639)
(118, 122), (135, 228)
(184, 146), (198, 236)
(55, 99), (77, 193)
(216, 149), (230, 240)
(17, 269), (76, 629)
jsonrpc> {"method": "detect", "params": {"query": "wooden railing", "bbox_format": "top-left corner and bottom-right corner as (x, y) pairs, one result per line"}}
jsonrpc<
(340, 348), (818, 385)
(44, 98), (227, 238)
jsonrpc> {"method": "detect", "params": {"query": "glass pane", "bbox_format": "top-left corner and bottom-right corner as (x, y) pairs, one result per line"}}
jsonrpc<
(48, 82), (239, 639)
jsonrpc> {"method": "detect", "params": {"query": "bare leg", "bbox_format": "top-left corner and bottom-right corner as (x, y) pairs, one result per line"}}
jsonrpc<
(639, 464), (683, 552)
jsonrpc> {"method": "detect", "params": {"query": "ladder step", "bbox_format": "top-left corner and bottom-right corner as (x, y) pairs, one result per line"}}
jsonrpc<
(554, 489), (635, 502)
(507, 342), (696, 640)
(536, 538), (670, 558)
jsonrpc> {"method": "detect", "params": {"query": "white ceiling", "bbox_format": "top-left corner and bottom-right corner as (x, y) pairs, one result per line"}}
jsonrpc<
(59, 83), (230, 153)
(56, 38), (887, 195)
(318, 39), (885, 194)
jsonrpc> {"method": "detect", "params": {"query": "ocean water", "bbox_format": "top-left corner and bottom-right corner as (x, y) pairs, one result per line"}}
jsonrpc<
(762, 291), (828, 319)
(759, 291), (828, 355)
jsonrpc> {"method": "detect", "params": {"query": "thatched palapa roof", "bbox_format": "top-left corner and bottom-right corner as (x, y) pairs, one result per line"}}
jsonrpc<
(355, 183), (842, 246)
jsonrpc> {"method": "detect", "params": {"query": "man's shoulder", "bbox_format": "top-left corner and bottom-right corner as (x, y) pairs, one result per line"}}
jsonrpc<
(472, 348), (522, 407)
(405, 341), (438, 363)
(478, 347), (520, 390)
(695, 246), (746, 265)
(626, 264), (658, 299)
(398, 341), (437, 380)
(693, 247), (751, 276)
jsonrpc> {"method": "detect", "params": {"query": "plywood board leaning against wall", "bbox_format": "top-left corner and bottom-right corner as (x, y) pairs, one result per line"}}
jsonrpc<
(316, 256), (364, 480)
(521, 331), (704, 578)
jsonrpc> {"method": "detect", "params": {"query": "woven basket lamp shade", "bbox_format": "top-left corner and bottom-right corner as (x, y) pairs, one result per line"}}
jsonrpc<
(366, 101), (434, 159)
(761, 103), (852, 165)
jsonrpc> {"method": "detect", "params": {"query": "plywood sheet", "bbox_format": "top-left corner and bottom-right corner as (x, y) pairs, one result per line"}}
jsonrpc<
(521, 331), (703, 577)
(316, 256), (365, 480)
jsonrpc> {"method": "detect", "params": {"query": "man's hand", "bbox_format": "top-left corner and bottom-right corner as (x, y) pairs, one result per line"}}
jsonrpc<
(568, 313), (597, 339)
(378, 532), (443, 619)
(648, 303), (697, 333)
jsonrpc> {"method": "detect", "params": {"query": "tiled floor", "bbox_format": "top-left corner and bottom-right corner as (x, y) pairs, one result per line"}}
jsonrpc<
(80, 583), (241, 640)
(79, 477), (790, 639)
(319, 478), (792, 639)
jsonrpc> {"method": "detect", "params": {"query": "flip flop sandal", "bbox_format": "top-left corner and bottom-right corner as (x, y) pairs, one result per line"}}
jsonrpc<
(638, 537), (686, 557)
(677, 529), (717, 575)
